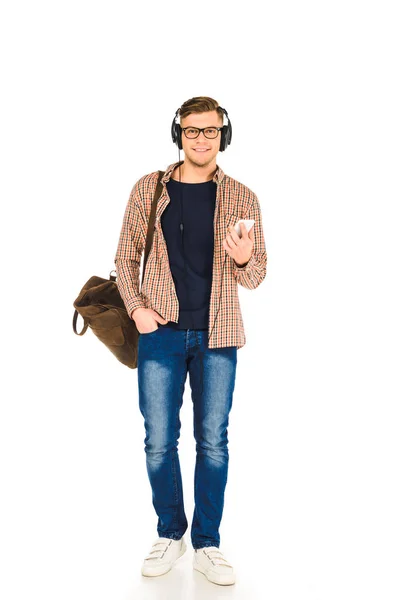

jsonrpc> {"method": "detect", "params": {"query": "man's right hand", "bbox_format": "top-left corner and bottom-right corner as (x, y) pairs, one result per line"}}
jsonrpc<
(131, 307), (169, 334)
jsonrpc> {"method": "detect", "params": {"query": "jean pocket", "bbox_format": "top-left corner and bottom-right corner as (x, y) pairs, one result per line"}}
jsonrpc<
(139, 325), (159, 336)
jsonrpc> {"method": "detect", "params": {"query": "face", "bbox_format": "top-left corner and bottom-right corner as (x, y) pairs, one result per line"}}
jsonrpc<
(180, 110), (223, 168)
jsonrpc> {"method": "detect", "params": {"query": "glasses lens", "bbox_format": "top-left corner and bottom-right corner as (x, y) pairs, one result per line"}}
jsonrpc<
(204, 128), (218, 138)
(185, 128), (199, 138)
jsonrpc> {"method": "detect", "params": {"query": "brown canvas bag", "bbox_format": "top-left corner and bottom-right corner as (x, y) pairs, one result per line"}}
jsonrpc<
(72, 170), (164, 369)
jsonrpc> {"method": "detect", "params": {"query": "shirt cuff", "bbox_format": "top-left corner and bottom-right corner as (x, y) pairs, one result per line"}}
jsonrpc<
(233, 254), (256, 271)
(127, 297), (146, 320)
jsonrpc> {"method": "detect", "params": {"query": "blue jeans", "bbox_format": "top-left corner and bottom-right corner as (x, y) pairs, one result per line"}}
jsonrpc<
(137, 325), (237, 550)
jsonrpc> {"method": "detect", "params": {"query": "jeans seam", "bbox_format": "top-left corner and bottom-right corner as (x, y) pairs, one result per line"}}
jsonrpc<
(171, 366), (187, 532)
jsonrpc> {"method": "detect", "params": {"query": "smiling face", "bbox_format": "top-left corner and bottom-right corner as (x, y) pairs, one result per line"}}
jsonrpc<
(180, 110), (224, 168)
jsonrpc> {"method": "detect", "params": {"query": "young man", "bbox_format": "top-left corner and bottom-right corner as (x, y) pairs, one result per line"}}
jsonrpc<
(114, 97), (267, 586)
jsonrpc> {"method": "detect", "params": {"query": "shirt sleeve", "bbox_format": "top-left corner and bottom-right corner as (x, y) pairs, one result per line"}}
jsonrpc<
(232, 192), (267, 289)
(114, 179), (147, 319)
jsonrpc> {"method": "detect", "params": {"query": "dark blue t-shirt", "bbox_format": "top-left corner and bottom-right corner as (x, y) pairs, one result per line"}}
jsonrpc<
(159, 178), (217, 330)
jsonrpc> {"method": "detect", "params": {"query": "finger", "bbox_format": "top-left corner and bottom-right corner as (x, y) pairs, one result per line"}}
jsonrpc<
(228, 225), (240, 243)
(225, 234), (235, 249)
(222, 238), (232, 254)
(152, 310), (167, 323)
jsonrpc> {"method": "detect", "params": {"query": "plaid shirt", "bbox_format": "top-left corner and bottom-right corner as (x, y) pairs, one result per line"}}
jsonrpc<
(114, 160), (267, 349)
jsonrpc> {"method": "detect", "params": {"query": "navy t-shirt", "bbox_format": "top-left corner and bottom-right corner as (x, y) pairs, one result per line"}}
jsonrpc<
(159, 177), (217, 330)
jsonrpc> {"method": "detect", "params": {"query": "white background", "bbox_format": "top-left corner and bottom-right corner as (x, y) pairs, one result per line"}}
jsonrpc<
(1, 1), (399, 599)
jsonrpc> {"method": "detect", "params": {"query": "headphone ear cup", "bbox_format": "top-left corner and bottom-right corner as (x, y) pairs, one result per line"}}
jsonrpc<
(220, 125), (227, 152)
(227, 121), (232, 146)
(219, 107), (232, 151)
(171, 117), (177, 145)
(171, 109), (181, 147)
(176, 123), (182, 150)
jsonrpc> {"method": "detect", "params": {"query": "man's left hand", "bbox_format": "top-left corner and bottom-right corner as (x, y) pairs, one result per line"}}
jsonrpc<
(222, 222), (254, 267)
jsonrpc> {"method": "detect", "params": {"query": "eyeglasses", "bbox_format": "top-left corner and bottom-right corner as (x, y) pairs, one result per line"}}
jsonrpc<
(182, 126), (223, 139)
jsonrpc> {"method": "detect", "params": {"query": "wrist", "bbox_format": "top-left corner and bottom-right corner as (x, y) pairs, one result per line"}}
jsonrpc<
(131, 307), (146, 320)
(234, 259), (249, 268)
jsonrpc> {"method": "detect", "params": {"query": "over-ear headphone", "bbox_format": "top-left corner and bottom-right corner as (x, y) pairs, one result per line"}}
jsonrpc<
(171, 106), (232, 151)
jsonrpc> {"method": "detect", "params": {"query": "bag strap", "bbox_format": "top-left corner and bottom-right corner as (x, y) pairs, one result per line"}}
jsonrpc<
(108, 169), (165, 284)
(141, 170), (164, 287)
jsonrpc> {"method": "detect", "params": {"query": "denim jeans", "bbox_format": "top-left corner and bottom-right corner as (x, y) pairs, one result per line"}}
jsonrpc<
(137, 324), (237, 550)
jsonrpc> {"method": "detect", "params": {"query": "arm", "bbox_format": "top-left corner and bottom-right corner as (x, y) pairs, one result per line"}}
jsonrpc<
(232, 193), (267, 289)
(114, 179), (147, 319)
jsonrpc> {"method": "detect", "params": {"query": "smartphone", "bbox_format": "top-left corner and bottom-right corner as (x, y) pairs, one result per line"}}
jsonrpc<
(234, 219), (255, 238)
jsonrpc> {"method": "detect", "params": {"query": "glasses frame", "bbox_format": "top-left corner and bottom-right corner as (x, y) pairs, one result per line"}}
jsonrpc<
(181, 126), (223, 139)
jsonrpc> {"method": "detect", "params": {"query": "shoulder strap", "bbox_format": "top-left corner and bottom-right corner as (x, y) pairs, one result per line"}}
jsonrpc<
(141, 170), (165, 286)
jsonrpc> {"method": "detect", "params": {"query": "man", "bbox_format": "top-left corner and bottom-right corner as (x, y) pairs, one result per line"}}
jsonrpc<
(114, 96), (267, 586)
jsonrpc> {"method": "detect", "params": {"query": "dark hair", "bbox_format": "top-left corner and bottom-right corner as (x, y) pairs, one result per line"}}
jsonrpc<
(178, 96), (224, 124)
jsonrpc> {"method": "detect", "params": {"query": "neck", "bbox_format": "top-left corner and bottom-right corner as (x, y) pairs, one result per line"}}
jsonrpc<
(172, 159), (217, 183)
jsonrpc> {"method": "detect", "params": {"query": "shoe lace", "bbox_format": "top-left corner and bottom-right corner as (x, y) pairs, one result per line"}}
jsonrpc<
(144, 539), (173, 561)
(203, 548), (232, 568)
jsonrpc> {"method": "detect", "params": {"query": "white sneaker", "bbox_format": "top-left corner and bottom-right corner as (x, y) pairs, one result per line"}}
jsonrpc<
(141, 536), (187, 577)
(193, 546), (236, 585)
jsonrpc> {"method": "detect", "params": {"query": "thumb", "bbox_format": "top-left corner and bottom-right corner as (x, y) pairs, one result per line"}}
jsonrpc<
(153, 311), (168, 324)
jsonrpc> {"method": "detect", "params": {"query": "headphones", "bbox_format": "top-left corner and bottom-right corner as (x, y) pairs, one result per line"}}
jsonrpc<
(169, 105), (233, 394)
(171, 105), (232, 151)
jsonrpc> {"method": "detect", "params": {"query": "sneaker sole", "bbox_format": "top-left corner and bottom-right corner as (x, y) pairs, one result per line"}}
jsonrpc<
(141, 540), (187, 577)
(193, 559), (236, 585)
